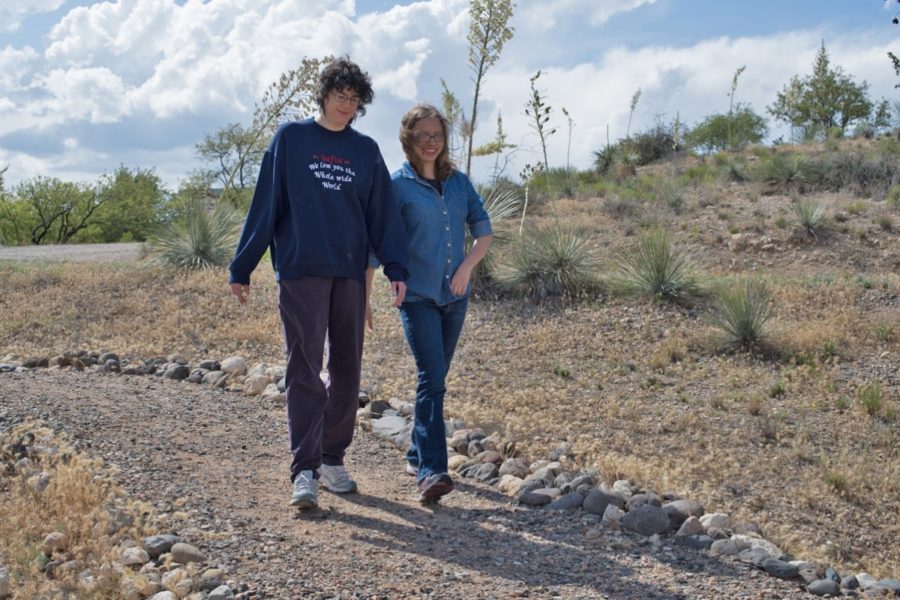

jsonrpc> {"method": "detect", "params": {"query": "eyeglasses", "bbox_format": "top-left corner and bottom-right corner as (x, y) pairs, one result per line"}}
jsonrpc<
(411, 131), (445, 145)
(332, 92), (361, 106)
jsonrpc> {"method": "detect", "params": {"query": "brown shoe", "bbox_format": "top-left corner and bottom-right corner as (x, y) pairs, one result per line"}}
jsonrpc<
(418, 473), (454, 503)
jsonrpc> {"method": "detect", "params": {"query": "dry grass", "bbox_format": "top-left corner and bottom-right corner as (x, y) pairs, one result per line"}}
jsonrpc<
(2, 145), (898, 580)
(0, 421), (159, 598)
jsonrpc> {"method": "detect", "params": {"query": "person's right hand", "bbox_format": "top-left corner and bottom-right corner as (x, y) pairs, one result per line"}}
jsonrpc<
(230, 282), (249, 305)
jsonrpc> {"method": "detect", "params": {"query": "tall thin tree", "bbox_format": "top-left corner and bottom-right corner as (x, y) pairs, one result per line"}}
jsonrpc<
(727, 66), (746, 151)
(625, 88), (641, 139)
(465, 0), (515, 176)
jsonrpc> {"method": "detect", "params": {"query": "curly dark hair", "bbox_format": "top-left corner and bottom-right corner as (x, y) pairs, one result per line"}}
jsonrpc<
(399, 104), (455, 181)
(315, 56), (374, 120)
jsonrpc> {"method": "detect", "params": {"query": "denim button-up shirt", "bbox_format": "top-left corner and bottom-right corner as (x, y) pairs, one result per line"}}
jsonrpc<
(390, 162), (492, 305)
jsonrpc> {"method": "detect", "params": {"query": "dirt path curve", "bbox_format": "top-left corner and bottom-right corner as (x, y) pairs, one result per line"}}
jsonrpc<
(0, 369), (815, 599)
(0, 242), (142, 262)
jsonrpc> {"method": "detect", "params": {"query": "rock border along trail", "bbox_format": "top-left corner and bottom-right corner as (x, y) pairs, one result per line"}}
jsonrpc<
(0, 367), (844, 600)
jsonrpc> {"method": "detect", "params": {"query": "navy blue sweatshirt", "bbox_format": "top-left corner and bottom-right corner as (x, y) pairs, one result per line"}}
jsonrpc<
(229, 118), (408, 285)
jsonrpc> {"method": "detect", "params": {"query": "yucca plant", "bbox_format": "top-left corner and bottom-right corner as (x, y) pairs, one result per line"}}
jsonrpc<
(612, 227), (699, 302)
(502, 226), (597, 299)
(711, 277), (774, 351)
(756, 152), (807, 192)
(470, 185), (523, 283)
(145, 199), (243, 269)
(791, 197), (827, 238)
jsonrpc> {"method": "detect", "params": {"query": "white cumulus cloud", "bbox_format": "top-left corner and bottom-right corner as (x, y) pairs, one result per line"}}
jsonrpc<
(0, 0), (65, 33)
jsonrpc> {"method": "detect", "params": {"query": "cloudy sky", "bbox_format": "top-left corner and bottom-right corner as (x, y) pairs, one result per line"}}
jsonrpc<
(0, 0), (897, 191)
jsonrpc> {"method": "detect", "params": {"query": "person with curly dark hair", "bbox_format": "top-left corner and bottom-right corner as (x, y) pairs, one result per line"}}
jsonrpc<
(229, 57), (408, 510)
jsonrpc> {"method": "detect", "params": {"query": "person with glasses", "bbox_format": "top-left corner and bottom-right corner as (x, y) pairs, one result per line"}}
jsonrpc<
(386, 103), (493, 502)
(228, 57), (408, 510)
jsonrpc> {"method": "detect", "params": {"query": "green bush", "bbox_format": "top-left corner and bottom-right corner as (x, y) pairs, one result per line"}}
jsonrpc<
(858, 384), (884, 419)
(501, 227), (598, 299)
(710, 277), (774, 351)
(791, 197), (827, 238)
(686, 106), (767, 153)
(626, 123), (680, 166)
(611, 227), (699, 302)
(754, 153), (808, 192)
(144, 199), (242, 269)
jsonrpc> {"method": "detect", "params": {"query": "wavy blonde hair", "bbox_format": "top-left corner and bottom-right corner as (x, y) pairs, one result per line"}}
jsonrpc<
(399, 104), (455, 181)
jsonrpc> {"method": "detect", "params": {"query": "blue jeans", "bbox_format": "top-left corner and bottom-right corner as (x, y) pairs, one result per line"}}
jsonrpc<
(399, 297), (468, 482)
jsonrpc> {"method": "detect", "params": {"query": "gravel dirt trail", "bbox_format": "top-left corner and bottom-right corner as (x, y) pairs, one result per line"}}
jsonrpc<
(0, 242), (142, 263)
(0, 368), (821, 599)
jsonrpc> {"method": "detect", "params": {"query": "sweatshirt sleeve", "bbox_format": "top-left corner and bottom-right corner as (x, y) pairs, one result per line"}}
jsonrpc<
(365, 150), (409, 282)
(228, 133), (284, 285)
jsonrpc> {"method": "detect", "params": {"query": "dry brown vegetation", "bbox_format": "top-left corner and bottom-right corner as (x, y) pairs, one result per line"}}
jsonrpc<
(2, 145), (899, 582)
(0, 422), (164, 598)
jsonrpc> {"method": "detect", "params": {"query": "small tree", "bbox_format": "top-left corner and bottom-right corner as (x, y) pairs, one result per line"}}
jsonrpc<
(686, 105), (768, 153)
(196, 123), (265, 191)
(205, 56), (330, 203)
(88, 166), (169, 242)
(465, 0), (515, 176)
(12, 176), (104, 245)
(769, 43), (874, 139)
(472, 111), (516, 185)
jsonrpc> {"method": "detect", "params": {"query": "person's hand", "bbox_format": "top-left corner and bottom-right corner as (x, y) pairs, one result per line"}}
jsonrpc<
(365, 301), (374, 331)
(390, 281), (407, 307)
(230, 282), (250, 305)
(450, 265), (472, 296)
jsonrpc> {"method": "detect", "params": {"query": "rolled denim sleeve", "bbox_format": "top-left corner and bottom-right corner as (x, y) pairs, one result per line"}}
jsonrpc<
(464, 177), (493, 239)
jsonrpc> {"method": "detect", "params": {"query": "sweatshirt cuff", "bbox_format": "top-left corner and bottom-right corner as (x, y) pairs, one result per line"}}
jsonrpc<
(383, 264), (408, 282)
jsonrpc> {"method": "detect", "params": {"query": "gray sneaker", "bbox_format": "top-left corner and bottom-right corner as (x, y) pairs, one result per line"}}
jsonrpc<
(290, 470), (318, 508)
(318, 464), (358, 493)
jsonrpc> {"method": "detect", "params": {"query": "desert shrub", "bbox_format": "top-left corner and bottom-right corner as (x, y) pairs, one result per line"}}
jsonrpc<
(501, 226), (598, 299)
(812, 152), (900, 201)
(720, 156), (749, 182)
(686, 106), (767, 153)
(144, 198), (242, 269)
(472, 184), (523, 281)
(593, 122), (682, 178)
(885, 185), (900, 211)
(710, 277), (774, 351)
(593, 145), (617, 177)
(611, 227), (699, 302)
(791, 197), (827, 238)
(626, 123), (680, 166)
(677, 163), (716, 186)
(601, 195), (639, 219)
(754, 152), (808, 193)
(527, 168), (599, 202)
(858, 384), (884, 419)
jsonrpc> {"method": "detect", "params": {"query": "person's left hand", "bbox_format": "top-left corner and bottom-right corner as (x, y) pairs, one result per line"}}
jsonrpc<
(365, 301), (374, 331)
(450, 265), (472, 296)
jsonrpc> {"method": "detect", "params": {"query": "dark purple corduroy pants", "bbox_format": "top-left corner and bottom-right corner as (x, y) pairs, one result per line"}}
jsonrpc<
(277, 277), (365, 483)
